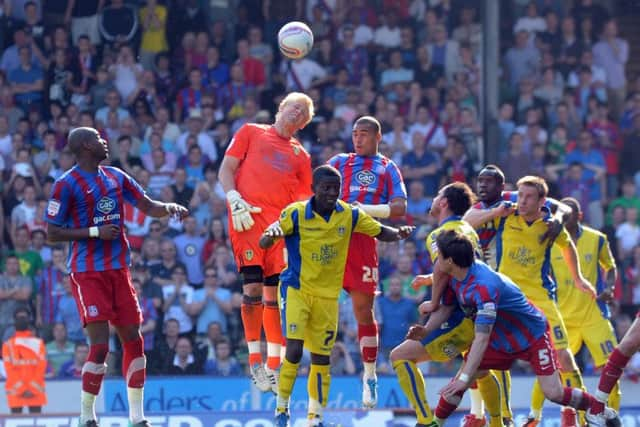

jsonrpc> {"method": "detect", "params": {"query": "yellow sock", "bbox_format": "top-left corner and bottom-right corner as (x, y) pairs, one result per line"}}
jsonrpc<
(477, 372), (501, 421)
(278, 358), (299, 408)
(496, 370), (513, 420)
(392, 359), (433, 424)
(308, 363), (331, 416)
(530, 378), (544, 418)
(608, 381), (621, 411)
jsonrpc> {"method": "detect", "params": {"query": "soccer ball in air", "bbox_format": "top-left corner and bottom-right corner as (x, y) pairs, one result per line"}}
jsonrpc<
(278, 21), (314, 60)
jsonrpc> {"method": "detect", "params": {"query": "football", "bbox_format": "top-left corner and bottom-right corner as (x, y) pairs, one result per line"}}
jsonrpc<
(277, 21), (314, 60)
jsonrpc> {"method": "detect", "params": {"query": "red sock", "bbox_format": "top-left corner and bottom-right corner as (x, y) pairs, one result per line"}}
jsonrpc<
(241, 297), (264, 366)
(122, 337), (146, 388)
(560, 387), (593, 410)
(82, 343), (109, 395)
(263, 302), (283, 370)
(358, 323), (378, 363)
(435, 391), (464, 419)
(591, 348), (631, 414)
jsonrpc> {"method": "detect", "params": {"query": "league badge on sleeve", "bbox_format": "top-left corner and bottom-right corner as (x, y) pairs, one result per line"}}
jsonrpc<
(47, 199), (61, 217)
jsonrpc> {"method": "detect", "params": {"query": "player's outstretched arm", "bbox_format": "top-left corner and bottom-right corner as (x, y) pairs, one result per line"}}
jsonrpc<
(406, 303), (455, 341)
(440, 322), (493, 399)
(259, 221), (285, 249)
(354, 197), (407, 219)
(463, 202), (514, 228)
(375, 225), (415, 242)
(137, 195), (189, 219)
(47, 222), (120, 242)
(561, 241), (596, 298)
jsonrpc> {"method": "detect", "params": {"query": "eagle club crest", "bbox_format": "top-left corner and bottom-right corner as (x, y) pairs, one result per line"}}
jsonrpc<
(245, 250), (254, 261)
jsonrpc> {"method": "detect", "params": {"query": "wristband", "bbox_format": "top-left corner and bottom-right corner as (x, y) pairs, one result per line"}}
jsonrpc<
(358, 203), (391, 218)
(89, 226), (99, 238)
(458, 373), (470, 383)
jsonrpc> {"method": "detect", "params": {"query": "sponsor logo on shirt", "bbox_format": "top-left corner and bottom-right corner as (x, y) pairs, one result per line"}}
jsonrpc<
(97, 197), (115, 214)
(311, 244), (338, 265)
(355, 170), (376, 186)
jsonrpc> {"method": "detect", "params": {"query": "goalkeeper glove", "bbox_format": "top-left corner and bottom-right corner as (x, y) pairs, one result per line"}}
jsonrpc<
(226, 190), (262, 232)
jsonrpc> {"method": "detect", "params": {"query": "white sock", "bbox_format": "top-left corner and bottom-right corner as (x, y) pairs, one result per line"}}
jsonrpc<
(276, 395), (289, 411)
(127, 387), (145, 423)
(308, 398), (323, 417)
(530, 409), (542, 420)
(363, 362), (376, 377)
(80, 391), (97, 424)
(469, 387), (484, 417)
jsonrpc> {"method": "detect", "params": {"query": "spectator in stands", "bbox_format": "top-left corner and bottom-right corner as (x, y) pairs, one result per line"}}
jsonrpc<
(503, 29), (540, 90)
(54, 275), (84, 343)
(281, 55), (328, 92)
(381, 50), (414, 89)
(406, 181), (431, 225)
(616, 207), (640, 261)
(335, 25), (369, 85)
(166, 336), (203, 375)
(592, 19), (628, 119)
(608, 179), (640, 226)
(426, 23), (461, 83)
(204, 337), (242, 376)
(8, 46), (44, 113)
(58, 342), (89, 378)
(402, 130), (442, 197)
(109, 45), (143, 104)
(452, 5), (481, 55)
(565, 129), (606, 228)
(192, 267), (232, 336)
(161, 266), (195, 335)
(377, 274), (417, 360)
(94, 89), (129, 128)
(0, 255), (31, 341)
(173, 216), (205, 287)
(9, 226), (43, 280)
(99, 0), (138, 47)
(176, 109), (217, 163)
(329, 340), (357, 375)
(0, 27), (42, 73)
(45, 322), (74, 377)
(35, 246), (65, 338)
(139, 0), (168, 70)
(10, 184), (37, 233)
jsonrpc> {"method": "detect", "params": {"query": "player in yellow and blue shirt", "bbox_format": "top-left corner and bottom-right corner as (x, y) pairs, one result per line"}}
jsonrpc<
(472, 176), (596, 426)
(259, 165), (414, 427)
(551, 198), (621, 411)
(388, 183), (503, 427)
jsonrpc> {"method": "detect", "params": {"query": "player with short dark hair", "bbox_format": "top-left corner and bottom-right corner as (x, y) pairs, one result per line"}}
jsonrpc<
(260, 164), (414, 427)
(327, 115), (407, 407)
(430, 230), (619, 427)
(45, 127), (188, 427)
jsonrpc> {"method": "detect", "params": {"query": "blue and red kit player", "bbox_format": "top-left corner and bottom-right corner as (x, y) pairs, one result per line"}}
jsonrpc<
(45, 127), (188, 427)
(428, 230), (618, 427)
(328, 116), (407, 407)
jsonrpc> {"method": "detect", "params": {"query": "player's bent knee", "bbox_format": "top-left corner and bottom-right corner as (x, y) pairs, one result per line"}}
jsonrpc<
(242, 294), (263, 305)
(311, 353), (330, 365)
(540, 380), (563, 403)
(285, 339), (304, 363)
(241, 265), (264, 285)
(264, 274), (279, 287)
(389, 341), (415, 363)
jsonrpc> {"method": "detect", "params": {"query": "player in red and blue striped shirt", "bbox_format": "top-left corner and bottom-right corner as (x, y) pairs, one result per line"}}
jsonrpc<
(431, 230), (616, 427)
(327, 116), (407, 408)
(45, 127), (188, 427)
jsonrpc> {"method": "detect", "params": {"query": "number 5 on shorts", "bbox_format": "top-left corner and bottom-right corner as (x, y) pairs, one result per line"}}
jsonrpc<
(538, 349), (550, 366)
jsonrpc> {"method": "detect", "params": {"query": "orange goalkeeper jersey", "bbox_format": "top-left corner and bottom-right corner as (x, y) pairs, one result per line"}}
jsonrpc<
(225, 123), (312, 213)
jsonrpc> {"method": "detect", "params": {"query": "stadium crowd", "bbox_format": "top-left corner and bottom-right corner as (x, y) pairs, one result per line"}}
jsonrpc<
(0, 0), (639, 382)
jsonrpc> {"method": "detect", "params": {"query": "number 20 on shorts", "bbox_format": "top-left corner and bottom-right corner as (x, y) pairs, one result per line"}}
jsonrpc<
(362, 266), (379, 283)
